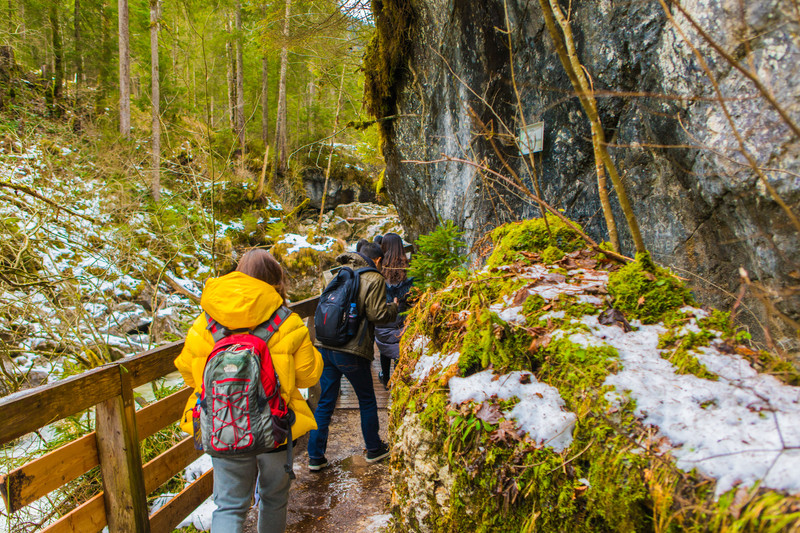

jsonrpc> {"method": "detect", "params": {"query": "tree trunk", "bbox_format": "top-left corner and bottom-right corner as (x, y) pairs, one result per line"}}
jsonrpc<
(98, 2), (111, 103)
(118, 0), (131, 138)
(306, 79), (314, 133)
(150, 0), (160, 202)
(235, 0), (245, 154)
(317, 65), (347, 231)
(260, 5), (269, 146)
(273, 0), (291, 176)
(74, 0), (82, 86)
(225, 15), (236, 133)
(0, 45), (15, 108)
(539, 0), (644, 254)
(49, 4), (63, 102)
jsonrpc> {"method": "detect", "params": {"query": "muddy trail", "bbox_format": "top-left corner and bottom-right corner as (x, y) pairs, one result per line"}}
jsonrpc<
(244, 381), (392, 532)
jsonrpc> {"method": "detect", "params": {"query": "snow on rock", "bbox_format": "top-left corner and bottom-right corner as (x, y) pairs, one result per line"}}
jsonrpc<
(567, 315), (800, 496)
(275, 233), (339, 255)
(0, 134), (201, 387)
(479, 262), (800, 496)
(409, 335), (460, 380)
(489, 296), (526, 325)
(449, 369), (576, 452)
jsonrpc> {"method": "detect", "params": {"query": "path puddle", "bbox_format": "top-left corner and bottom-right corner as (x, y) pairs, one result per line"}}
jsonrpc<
(287, 455), (390, 532)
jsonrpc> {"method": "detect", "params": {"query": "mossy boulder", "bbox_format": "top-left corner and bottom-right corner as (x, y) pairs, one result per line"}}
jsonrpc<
(607, 252), (695, 324)
(387, 220), (800, 533)
(486, 217), (584, 268)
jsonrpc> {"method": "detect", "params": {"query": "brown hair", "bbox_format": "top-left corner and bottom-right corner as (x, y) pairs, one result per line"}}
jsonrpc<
(235, 249), (287, 300)
(380, 233), (408, 285)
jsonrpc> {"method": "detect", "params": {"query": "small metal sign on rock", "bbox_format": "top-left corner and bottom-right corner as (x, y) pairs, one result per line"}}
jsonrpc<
(518, 121), (544, 155)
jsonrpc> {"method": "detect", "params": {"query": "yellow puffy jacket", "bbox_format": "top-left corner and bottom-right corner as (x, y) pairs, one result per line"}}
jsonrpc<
(174, 271), (323, 441)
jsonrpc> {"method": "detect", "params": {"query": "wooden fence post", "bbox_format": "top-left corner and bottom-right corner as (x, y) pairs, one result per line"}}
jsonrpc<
(95, 366), (150, 533)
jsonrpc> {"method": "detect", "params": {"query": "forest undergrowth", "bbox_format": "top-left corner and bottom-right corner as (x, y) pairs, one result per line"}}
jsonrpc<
(0, 87), (382, 531)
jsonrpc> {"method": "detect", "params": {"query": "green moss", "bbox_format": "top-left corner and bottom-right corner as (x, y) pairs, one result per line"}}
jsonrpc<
(458, 309), (533, 373)
(522, 294), (547, 316)
(541, 245), (565, 263)
(658, 328), (718, 380)
(363, 0), (417, 125)
(538, 337), (619, 394)
(487, 218), (584, 268)
(607, 252), (695, 323)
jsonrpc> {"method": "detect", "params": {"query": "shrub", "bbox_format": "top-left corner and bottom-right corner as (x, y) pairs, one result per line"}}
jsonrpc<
(408, 220), (467, 291)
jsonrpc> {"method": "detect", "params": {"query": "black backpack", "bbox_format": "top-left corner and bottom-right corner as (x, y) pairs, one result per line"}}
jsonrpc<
(314, 266), (377, 346)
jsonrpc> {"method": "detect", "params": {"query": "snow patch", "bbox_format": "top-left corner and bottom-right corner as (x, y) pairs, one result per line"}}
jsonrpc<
(564, 314), (800, 496)
(449, 369), (576, 452)
(276, 233), (338, 255)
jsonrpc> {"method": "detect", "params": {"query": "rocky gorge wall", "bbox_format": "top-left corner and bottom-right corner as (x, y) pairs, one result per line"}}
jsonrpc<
(369, 0), (800, 356)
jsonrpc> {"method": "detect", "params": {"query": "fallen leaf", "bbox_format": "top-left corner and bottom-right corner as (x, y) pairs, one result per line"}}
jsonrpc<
(489, 419), (524, 444)
(540, 272), (567, 284)
(637, 295), (646, 306)
(557, 257), (579, 269)
(520, 251), (541, 261)
(476, 403), (503, 424)
(598, 307), (633, 332)
(512, 288), (531, 306)
(528, 333), (552, 353)
(641, 271), (657, 282)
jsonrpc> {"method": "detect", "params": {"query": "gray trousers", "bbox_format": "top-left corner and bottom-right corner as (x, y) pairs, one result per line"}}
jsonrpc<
(210, 452), (291, 533)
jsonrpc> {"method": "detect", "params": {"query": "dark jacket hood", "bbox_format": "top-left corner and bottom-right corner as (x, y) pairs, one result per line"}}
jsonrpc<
(336, 252), (376, 270)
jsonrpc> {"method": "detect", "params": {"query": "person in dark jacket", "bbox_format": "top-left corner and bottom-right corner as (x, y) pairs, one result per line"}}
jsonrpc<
(307, 243), (398, 471)
(375, 233), (414, 388)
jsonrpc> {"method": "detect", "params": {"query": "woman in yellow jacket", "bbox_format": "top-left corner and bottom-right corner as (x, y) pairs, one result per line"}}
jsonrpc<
(174, 249), (323, 533)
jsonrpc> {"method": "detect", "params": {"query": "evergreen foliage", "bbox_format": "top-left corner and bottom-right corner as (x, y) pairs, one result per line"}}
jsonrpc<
(407, 219), (467, 291)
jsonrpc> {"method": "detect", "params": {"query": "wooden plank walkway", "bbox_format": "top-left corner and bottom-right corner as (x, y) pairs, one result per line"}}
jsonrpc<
(335, 358), (390, 409)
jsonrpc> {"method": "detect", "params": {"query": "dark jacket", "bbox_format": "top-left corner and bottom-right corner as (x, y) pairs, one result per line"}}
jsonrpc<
(314, 252), (398, 360)
(375, 278), (414, 360)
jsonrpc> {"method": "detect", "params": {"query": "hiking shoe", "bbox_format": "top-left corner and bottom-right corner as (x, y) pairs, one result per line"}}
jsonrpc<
(366, 443), (390, 464)
(308, 456), (329, 471)
(378, 372), (389, 391)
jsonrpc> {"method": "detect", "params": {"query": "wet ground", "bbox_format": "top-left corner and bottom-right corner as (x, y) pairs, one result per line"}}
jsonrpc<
(243, 408), (392, 533)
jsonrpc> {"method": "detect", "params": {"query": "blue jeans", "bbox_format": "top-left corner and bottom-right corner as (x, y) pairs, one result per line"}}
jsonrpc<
(307, 348), (381, 459)
(211, 452), (291, 533)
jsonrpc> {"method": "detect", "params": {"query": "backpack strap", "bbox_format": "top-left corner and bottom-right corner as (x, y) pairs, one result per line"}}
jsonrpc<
(205, 314), (230, 344)
(205, 305), (292, 344)
(251, 305), (292, 342)
(351, 267), (380, 346)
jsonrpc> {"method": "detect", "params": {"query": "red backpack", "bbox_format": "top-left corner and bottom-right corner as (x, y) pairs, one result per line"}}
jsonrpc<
(193, 305), (296, 477)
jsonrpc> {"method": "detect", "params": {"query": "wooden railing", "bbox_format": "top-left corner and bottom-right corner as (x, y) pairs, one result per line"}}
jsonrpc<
(0, 296), (319, 533)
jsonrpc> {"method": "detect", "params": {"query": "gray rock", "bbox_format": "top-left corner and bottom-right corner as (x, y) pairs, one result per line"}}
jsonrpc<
(303, 167), (378, 211)
(379, 0), (800, 357)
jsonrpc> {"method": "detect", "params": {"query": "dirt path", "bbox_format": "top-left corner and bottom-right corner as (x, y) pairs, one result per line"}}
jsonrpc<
(243, 409), (392, 533)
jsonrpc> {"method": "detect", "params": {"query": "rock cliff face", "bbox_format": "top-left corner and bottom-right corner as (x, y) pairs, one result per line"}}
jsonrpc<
(374, 0), (800, 356)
